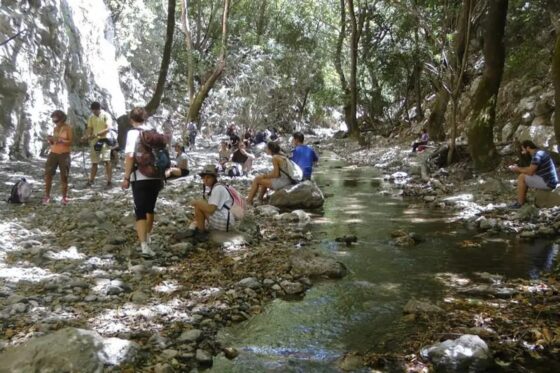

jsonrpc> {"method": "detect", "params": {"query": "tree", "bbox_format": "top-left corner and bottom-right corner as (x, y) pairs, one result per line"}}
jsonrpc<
(145, 0), (177, 116)
(553, 18), (560, 149)
(466, 0), (508, 171)
(183, 0), (230, 125)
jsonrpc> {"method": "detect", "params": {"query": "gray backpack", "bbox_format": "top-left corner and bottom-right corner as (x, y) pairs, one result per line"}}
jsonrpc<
(7, 178), (33, 203)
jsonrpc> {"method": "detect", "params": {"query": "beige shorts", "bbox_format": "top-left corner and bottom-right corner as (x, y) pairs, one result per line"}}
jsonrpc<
(90, 142), (111, 163)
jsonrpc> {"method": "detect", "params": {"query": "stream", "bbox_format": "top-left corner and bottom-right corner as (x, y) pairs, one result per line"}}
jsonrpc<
(211, 152), (557, 372)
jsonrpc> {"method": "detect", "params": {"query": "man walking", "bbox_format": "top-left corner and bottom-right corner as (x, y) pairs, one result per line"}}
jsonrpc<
(83, 102), (113, 188)
(290, 132), (318, 180)
(508, 140), (558, 208)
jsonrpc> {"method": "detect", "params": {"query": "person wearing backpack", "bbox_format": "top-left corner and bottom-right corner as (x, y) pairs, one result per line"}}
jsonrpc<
(187, 122), (197, 150)
(186, 164), (236, 241)
(246, 141), (292, 206)
(290, 131), (318, 180)
(121, 107), (163, 258)
(83, 102), (114, 188)
(43, 110), (73, 205)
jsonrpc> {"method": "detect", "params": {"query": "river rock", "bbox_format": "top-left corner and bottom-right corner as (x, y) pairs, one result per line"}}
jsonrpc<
(290, 250), (347, 279)
(420, 334), (491, 373)
(0, 327), (138, 372)
(280, 280), (304, 295)
(178, 329), (202, 343)
(403, 299), (444, 315)
(269, 180), (324, 209)
(237, 277), (261, 289)
(196, 349), (212, 364)
(255, 205), (280, 217)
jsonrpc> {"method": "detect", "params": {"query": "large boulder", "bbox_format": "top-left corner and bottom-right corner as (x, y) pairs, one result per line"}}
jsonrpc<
(0, 327), (138, 372)
(515, 124), (555, 150)
(420, 334), (492, 373)
(269, 180), (324, 209)
(534, 189), (560, 208)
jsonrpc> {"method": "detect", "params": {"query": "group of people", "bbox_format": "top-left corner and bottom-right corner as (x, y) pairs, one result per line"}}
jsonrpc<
(43, 105), (319, 257)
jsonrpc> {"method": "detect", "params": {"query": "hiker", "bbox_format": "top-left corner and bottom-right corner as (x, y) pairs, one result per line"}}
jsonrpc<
(246, 141), (292, 205)
(121, 107), (162, 257)
(508, 140), (558, 208)
(231, 140), (255, 175)
(290, 131), (318, 180)
(187, 122), (197, 150)
(165, 143), (189, 179)
(412, 128), (429, 152)
(83, 101), (113, 188)
(187, 164), (235, 240)
(218, 141), (232, 171)
(43, 110), (73, 205)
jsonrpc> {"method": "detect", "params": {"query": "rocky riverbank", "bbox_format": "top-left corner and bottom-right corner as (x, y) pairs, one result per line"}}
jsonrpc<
(323, 136), (560, 372)
(0, 143), (345, 371)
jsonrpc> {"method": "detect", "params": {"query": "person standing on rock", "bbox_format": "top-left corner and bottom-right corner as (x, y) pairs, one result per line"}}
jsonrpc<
(184, 164), (235, 241)
(290, 131), (318, 180)
(83, 102), (113, 188)
(43, 110), (73, 205)
(246, 142), (292, 205)
(121, 107), (162, 257)
(508, 140), (558, 208)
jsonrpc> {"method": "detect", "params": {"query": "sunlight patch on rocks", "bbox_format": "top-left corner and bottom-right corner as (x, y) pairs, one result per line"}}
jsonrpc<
(44, 246), (86, 261)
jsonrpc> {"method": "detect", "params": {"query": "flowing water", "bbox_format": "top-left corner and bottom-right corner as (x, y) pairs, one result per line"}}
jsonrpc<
(211, 152), (557, 372)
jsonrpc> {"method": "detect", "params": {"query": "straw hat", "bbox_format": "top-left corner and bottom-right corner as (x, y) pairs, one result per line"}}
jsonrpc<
(198, 164), (218, 178)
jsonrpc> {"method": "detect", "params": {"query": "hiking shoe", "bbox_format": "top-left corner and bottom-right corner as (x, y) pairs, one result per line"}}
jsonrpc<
(141, 244), (156, 258)
(42, 196), (51, 205)
(61, 197), (69, 205)
(509, 202), (523, 209)
(105, 182), (113, 189)
(193, 229), (209, 243)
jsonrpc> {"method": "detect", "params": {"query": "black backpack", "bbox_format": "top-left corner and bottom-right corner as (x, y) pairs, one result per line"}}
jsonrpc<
(7, 178), (33, 203)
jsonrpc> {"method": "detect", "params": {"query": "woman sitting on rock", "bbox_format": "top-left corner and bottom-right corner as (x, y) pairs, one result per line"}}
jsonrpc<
(165, 143), (189, 179)
(246, 141), (292, 206)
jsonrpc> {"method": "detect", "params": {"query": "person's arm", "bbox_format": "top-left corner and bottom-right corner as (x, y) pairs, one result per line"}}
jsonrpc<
(510, 164), (537, 175)
(57, 125), (73, 145)
(95, 114), (110, 137)
(83, 119), (93, 139)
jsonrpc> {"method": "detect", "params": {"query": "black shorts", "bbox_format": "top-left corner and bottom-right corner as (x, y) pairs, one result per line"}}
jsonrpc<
(131, 179), (162, 220)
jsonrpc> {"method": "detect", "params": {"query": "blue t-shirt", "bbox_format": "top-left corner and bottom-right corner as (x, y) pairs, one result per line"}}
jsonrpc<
(532, 150), (558, 189)
(291, 144), (318, 179)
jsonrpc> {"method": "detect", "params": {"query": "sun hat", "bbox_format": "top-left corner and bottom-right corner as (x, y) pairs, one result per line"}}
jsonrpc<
(198, 164), (218, 178)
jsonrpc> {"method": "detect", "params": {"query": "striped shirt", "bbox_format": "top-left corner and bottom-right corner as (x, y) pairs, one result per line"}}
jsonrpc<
(532, 150), (558, 189)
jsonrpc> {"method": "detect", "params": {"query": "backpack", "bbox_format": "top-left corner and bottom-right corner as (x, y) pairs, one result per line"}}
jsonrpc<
(280, 157), (303, 184)
(134, 129), (171, 179)
(7, 178), (33, 203)
(205, 184), (245, 231)
(224, 162), (242, 177)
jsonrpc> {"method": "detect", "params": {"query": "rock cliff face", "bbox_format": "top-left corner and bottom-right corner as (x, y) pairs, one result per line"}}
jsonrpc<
(0, 0), (126, 159)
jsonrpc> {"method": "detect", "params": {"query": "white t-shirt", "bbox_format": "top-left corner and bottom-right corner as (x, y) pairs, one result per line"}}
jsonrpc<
(124, 125), (157, 181)
(207, 184), (232, 211)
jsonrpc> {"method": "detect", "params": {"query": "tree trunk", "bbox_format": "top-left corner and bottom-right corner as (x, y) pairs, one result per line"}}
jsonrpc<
(186, 0), (230, 125)
(145, 0), (177, 116)
(347, 0), (359, 138)
(335, 0), (353, 133)
(413, 23), (423, 120)
(180, 0), (195, 103)
(427, 88), (449, 141)
(466, 0), (507, 171)
(553, 23), (560, 149)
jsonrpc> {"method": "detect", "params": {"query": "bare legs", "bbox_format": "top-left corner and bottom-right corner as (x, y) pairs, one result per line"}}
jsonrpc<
(247, 176), (273, 205)
(135, 213), (154, 243)
(89, 161), (112, 184)
(517, 174), (528, 205)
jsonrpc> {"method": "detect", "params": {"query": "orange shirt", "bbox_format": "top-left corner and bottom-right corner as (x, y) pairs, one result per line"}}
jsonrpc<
(50, 123), (73, 154)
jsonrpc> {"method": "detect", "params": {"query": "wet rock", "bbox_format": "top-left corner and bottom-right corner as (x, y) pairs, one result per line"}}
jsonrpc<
(420, 334), (491, 373)
(280, 280), (304, 295)
(223, 346), (239, 359)
(290, 250), (347, 279)
(196, 349), (213, 364)
(255, 205), (280, 217)
(335, 235), (358, 246)
(403, 299), (444, 315)
(517, 204), (539, 221)
(0, 328), (138, 371)
(337, 353), (364, 371)
(269, 180), (325, 209)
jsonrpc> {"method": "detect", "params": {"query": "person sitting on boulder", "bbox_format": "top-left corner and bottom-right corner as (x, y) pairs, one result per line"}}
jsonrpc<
(412, 128), (429, 152)
(231, 140), (255, 175)
(290, 131), (318, 180)
(165, 143), (189, 179)
(508, 140), (558, 208)
(186, 164), (235, 241)
(246, 141), (292, 205)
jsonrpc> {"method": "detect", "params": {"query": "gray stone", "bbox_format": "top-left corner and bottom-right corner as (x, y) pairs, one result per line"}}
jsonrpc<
(290, 250), (348, 279)
(237, 277), (261, 289)
(269, 180), (325, 209)
(280, 280), (304, 295)
(517, 204), (539, 221)
(255, 205), (280, 217)
(196, 349), (213, 364)
(178, 329), (202, 343)
(0, 328), (138, 371)
(515, 124), (555, 150)
(420, 334), (492, 372)
(534, 189), (560, 208)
